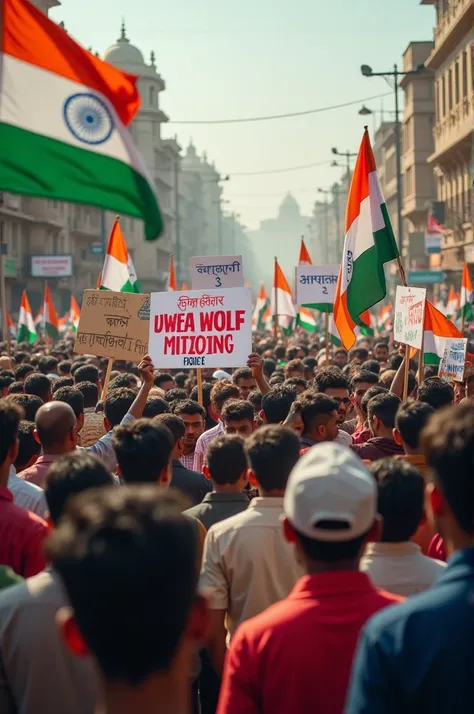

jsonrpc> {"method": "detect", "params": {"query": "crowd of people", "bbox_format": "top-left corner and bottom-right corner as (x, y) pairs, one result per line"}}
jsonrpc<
(0, 331), (473, 714)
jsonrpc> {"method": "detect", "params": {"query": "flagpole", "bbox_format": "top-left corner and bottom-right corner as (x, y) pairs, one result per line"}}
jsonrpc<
(101, 358), (114, 400)
(196, 367), (203, 407)
(325, 312), (330, 366)
(395, 255), (411, 399)
(273, 257), (278, 341)
(417, 331), (424, 387)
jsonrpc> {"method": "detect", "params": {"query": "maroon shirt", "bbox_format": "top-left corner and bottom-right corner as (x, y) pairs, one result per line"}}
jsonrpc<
(0, 486), (48, 578)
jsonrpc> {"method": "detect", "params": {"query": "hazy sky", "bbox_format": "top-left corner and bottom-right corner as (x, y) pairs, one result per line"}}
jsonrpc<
(51, 0), (435, 231)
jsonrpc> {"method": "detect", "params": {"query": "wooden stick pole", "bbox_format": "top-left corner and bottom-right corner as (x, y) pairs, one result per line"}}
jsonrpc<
(402, 352), (411, 401)
(273, 257), (278, 341)
(196, 367), (203, 406)
(325, 312), (330, 365)
(417, 332), (424, 387)
(101, 358), (113, 400)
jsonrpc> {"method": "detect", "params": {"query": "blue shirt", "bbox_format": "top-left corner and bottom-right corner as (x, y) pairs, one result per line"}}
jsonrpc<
(345, 548), (474, 714)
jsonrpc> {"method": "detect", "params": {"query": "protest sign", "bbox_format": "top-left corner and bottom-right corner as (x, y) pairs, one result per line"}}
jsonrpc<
(438, 338), (467, 382)
(75, 290), (150, 362)
(190, 255), (243, 290)
(296, 264), (339, 309)
(394, 286), (426, 349)
(148, 287), (252, 369)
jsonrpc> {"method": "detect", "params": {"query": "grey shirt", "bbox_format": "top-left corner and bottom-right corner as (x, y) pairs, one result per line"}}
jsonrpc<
(185, 491), (249, 531)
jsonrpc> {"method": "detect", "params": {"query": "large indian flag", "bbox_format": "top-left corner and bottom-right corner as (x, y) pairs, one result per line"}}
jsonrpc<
(424, 300), (462, 365)
(100, 219), (141, 293)
(334, 128), (399, 349)
(458, 262), (473, 324)
(0, 0), (162, 241)
(17, 290), (37, 344)
(42, 282), (59, 340)
(271, 259), (296, 318)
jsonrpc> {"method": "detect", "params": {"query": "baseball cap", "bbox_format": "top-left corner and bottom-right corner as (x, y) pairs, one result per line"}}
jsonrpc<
(213, 370), (232, 380)
(284, 442), (376, 542)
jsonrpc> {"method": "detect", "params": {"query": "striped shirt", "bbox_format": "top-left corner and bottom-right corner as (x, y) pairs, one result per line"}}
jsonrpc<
(192, 422), (224, 473)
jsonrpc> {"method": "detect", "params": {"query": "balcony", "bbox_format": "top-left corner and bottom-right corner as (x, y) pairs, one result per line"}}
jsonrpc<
(426, 0), (474, 69)
(429, 92), (473, 161)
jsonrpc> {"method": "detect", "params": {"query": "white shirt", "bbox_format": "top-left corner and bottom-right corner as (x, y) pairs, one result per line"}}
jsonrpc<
(7, 466), (48, 519)
(360, 541), (447, 597)
(336, 429), (353, 446)
(199, 497), (303, 639)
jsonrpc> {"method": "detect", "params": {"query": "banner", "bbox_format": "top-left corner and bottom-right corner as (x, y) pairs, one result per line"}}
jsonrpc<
(424, 233), (442, 255)
(190, 255), (243, 289)
(296, 264), (339, 309)
(394, 286), (426, 349)
(74, 290), (150, 362)
(438, 338), (467, 383)
(148, 287), (252, 369)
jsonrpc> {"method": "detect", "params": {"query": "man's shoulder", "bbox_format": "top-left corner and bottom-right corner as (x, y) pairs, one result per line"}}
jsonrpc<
(2, 498), (47, 528)
(9, 474), (44, 496)
(173, 462), (207, 482)
(206, 506), (254, 539)
(184, 502), (207, 521)
(0, 570), (60, 614)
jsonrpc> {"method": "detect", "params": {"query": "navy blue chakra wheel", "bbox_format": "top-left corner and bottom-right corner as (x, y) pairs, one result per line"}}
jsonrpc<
(63, 93), (114, 145)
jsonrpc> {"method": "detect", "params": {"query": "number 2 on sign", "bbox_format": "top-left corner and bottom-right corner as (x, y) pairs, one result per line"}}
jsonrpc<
(322, 286), (328, 295)
(215, 276), (222, 287)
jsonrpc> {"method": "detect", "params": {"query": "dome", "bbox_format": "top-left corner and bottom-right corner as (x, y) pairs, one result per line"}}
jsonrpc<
(278, 192), (301, 219)
(104, 22), (145, 68)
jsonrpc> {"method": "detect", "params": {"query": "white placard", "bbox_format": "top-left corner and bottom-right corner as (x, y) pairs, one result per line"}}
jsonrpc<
(394, 286), (426, 349)
(31, 255), (73, 277)
(148, 287), (252, 369)
(438, 338), (467, 383)
(296, 264), (339, 307)
(190, 255), (244, 290)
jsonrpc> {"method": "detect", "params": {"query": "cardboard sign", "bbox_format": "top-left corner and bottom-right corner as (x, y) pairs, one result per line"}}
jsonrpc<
(148, 287), (252, 369)
(75, 290), (150, 362)
(394, 286), (426, 349)
(190, 255), (244, 290)
(296, 264), (339, 307)
(438, 338), (467, 382)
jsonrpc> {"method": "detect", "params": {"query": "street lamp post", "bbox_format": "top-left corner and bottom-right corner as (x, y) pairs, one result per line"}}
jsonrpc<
(331, 147), (357, 175)
(360, 62), (425, 251)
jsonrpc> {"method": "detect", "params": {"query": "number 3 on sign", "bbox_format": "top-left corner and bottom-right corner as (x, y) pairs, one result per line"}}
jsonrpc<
(215, 276), (222, 287)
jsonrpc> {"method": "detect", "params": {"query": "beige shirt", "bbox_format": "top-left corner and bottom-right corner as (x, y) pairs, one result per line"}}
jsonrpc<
(360, 541), (447, 597)
(199, 496), (303, 639)
(80, 408), (106, 447)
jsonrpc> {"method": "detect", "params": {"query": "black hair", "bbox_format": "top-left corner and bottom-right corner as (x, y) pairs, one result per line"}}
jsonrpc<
(70, 359), (87, 375)
(263, 358), (276, 378)
(14, 363), (35, 380)
(286, 346), (300, 361)
(76, 381), (99, 409)
(359, 359), (380, 375)
(108, 373), (138, 391)
(246, 425), (300, 491)
(285, 359), (305, 375)
(418, 378), (454, 410)
(388, 354), (417, 372)
(294, 528), (368, 563)
(164, 388), (187, 404)
(367, 392), (401, 429)
(302, 357), (318, 370)
(172, 399), (206, 419)
(24, 373), (51, 401)
(45, 452), (113, 524)
(142, 397), (170, 419)
(268, 373), (285, 386)
(54, 386), (85, 418)
(153, 413), (185, 446)
(207, 434), (249, 485)
(351, 347), (369, 362)
(5, 393), (44, 422)
(104, 388), (136, 427)
(248, 389), (263, 412)
(0, 374), (14, 391)
(38, 356), (58, 375)
(360, 385), (388, 415)
(395, 399), (434, 449)
(189, 382), (216, 429)
(14, 420), (41, 471)
(7, 381), (24, 394)
(113, 418), (173, 484)
(374, 341), (389, 351)
(312, 367), (349, 393)
(275, 346), (286, 360)
(261, 385), (297, 424)
(284, 377), (307, 390)
(153, 373), (175, 389)
(232, 367), (253, 383)
(13, 351), (29, 365)
(74, 364), (100, 385)
(370, 458), (425, 542)
(173, 372), (188, 390)
(58, 360), (72, 375)
(221, 399), (254, 424)
(46, 487), (197, 685)
(350, 370), (379, 391)
(0, 400), (23, 464)
(297, 392), (339, 432)
(52, 377), (75, 393)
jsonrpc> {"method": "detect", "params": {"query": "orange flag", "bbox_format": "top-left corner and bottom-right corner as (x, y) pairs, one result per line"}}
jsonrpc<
(168, 255), (177, 291)
(299, 238), (312, 265)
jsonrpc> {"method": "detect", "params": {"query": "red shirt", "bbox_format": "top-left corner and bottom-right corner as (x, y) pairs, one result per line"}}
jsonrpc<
(217, 571), (403, 714)
(428, 533), (447, 562)
(0, 486), (48, 578)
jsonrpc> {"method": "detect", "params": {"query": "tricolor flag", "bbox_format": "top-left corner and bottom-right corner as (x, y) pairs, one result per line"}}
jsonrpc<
(334, 128), (399, 349)
(298, 238), (312, 266)
(424, 300), (462, 366)
(17, 290), (37, 344)
(42, 282), (59, 340)
(58, 314), (68, 336)
(271, 259), (296, 318)
(34, 306), (43, 331)
(7, 312), (16, 339)
(0, 0), (162, 241)
(458, 263), (473, 325)
(377, 303), (392, 334)
(296, 307), (317, 332)
(252, 283), (270, 331)
(358, 310), (375, 338)
(168, 255), (177, 291)
(329, 314), (342, 347)
(70, 294), (81, 333)
(100, 219), (141, 293)
(445, 284), (459, 319)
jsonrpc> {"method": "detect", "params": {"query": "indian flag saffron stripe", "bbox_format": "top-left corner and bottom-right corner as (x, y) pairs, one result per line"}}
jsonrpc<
(17, 289), (37, 344)
(424, 300), (462, 365)
(271, 259), (296, 317)
(334, 127), (399, 350)
(43, 282), (59, 339)
(168, 255), (177, 291)
(298, 239), (312, 266)
(252, 283), (269, 331)
(0, 0), (162, 241)
(100, 219), (141, 293)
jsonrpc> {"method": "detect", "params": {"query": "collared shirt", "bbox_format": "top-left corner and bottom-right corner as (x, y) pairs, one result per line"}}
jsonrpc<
(0, 487), (48, 578)
(7, 466), (48, 519)
(180, 452), (197, 471)
(193, 422), (224, 472)
(360, 541), (446, 597)
(80, 407), (106, 447)
(0, 569), (97, 714)
(346, 548), (474, 714)
(185, 491), (249, 531)
(217, 572), (403, 714)
(395, 452), (427, 476)
(199, 497), (303, 639)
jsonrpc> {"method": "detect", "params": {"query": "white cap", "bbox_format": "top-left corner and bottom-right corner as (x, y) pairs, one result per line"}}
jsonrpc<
(284, 442), (376, 542)
(213, 370), (232, 380)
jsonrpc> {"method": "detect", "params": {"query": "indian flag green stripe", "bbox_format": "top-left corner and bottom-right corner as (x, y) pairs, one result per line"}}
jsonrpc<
(0, 124), (162, 241)
(302, 302), (333, 313)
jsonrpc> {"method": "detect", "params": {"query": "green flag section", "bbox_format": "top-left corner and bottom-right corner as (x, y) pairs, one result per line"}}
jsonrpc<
(252, 284), (270, 331)
(302, 300), (334, 314)
(457, 262), (474, 325)
(17, 290), (37, 344)
(100, 219), (141, 293)
(423, 301), (462, 366)
(296, 307), (317, 332)
(0, 1), (162, 241)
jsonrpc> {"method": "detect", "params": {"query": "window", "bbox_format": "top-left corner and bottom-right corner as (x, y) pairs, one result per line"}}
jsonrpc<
(454, 60), (460, 105)
(447, 69), (453, 111)
(440, 75), (446, 117)
(462, 50), (468, 98)
(149, 87), (154, 107)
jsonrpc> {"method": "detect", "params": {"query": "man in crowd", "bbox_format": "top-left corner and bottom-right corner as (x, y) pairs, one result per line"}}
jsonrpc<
(346, 402), (474, 714)
(73, 363), (101, 389)
(200, 425), (302, 676)
(8, 420), (46, 519)
(312, 368), (353, 445)
(417, 377), (454, 410)
(154, 372), (176, 393)
(260, 384), (297, 425)
(24, 373), (52, 403)
(352, 393), (403, 461)
(232, 367), (257, 400)
(298, 392), (340, 448)
(172, 399), (206, 470)
(352, 386), (388, 445)
(76, 381), (106, 446)
(360, 458), (445, 596)
(373, 342), (389, 364)
(393, 399), (434, 475)
(341, 370), (379, 436)
(222, 399), (256, 437)
(217, 443), (402, 714)
(193, 382), (240, 472)
(6, 393), (43, 421)
(112, 418), (173, 488)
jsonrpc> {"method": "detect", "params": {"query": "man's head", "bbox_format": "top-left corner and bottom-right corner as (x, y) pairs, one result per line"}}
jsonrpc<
(209, 381), (240, 421)
(58, 360), (72, 376)
(35, 401), (78, 454)
(312, 368), (350, 424)
(0, 401), (22, 471)
(333, 349), (348, 368)
(367, 392), (401, 438)
(350, 370), (380, 414)
(360, 385), (388, 418)
(47, 487), (207, 687)
(52, 377), (75, 393)
(154, 413), (186, 461)
(172, 400), (205, 454)
(261, 384), (297, 424)
(24, 373), (52, 403)
(14, 363), (35, 382)
(232, 367), (257, 400)
(45, 452), (114, 525)
(283, 442), (377, 569)
(53, 386), (85, 432)
(221, 399), (255, 436)
(108, 373), (138, 391)
(302, 357), (317, 381)
(247, 389), (263, 414)
(373, 342), (389, 363)
(153, 373), (176, 393)
(369, 458), (425, 543)
(113, 419), (173, 486)
(7, 381), (24, 395)
(5, 393), (44, 422)
(245, 425), (300, 495)
(205, 434), (249, 490)
(359, 359), (380, 376)
(142, 397), (170, 419)
(284, 377), (307, 395)
(284, 359), (305, 380)
(74, 364), (101, 390)
(297, 392), (339, 443)
(263, 358), (277, 379)
(39, 356), (58, 376)
(418, 378), (454, 410)
(394, 399), (434, 454)
(14, 420), (41, 472)
(104, 388), (136, 429)
(76, 382), (99, 409)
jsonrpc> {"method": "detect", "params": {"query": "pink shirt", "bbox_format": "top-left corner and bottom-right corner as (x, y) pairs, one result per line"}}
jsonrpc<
(0, 486), (48, 578)
(18, 455), (60, 489)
